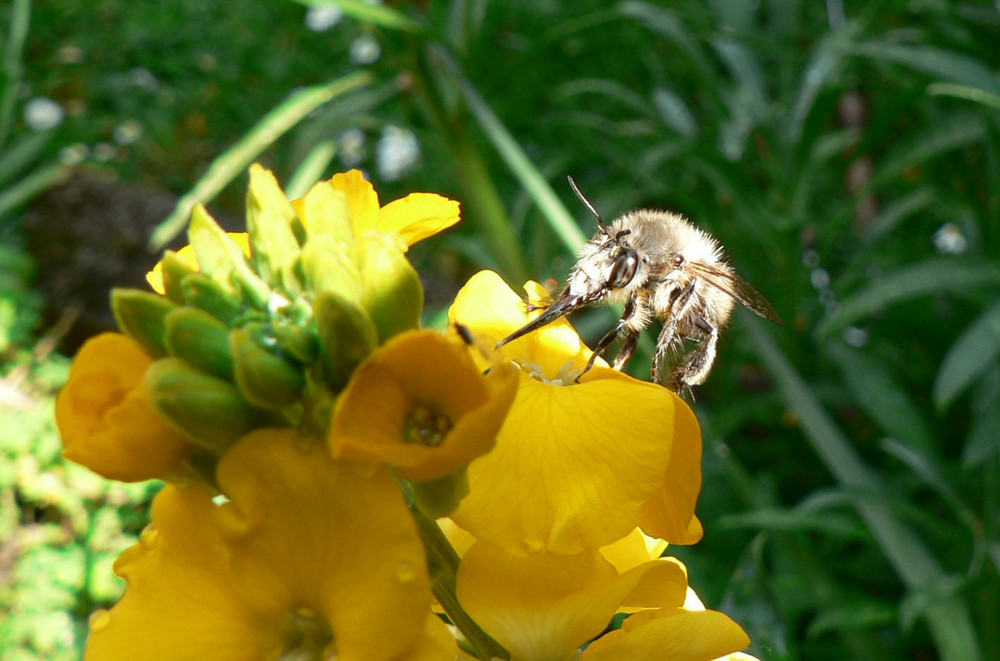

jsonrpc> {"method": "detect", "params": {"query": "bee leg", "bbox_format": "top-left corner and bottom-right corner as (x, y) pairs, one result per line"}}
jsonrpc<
(653, 278), (699, 386)
(612, 331), (638, 370)
(581, 324), (623, 378)
(578, 299), (639, 381)
(672, 316), (718, 389)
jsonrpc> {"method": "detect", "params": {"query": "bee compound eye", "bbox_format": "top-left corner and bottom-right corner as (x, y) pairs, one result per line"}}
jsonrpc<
(607, 249), (639, 289)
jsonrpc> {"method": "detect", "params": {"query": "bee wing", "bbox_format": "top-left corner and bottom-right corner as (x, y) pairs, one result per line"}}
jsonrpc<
(688, 261), (783, 324)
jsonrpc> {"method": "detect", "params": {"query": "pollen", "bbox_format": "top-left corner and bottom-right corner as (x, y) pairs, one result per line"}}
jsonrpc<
(403, 404), (453, 447)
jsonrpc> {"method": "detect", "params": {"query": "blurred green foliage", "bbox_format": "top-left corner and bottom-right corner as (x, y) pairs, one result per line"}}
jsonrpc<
(4, 0), (1000, 659)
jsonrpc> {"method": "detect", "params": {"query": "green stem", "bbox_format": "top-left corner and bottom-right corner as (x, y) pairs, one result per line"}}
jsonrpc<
(411, 48), (530, 285)
(408, 504), (510, 661)
(0, 0), (31, 151)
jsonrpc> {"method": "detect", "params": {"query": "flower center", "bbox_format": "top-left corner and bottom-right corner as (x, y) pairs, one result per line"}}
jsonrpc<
(517, 359), (582, 386)
(404, 404), (453, 447)
(278, 607), (335, 661)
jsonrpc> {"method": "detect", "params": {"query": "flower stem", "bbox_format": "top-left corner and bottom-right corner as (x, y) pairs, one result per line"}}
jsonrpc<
(409, 504), (510, 660)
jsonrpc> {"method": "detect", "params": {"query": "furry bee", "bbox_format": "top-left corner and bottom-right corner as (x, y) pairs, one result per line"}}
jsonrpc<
(496, 176), (782, 394)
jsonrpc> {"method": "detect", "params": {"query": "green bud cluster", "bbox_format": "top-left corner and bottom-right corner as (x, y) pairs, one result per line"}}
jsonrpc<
(110, 165), (424, 452)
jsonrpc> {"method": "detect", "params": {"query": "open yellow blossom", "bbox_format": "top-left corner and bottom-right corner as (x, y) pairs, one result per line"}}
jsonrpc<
(446, 271), (702, 555)
(84, 428), (453, 661)
(293, 169), (460, 248)
(55, 333), (194, 482)
(454, 540), (749, 661)
(329, 330), (519, 481)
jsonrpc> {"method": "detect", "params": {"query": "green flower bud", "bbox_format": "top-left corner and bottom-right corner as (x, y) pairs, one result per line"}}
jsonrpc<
(230, 324), (305, 410)
(111, 288), (177, 357)
(159, 251), (195, 304)
(299, 182), (353, 244)
(188, 205), (271, 308)
(353, 232), (423, 342)
(314, 291), (378, 390)
(246, 164), (303, 296)
(145, 357), (260, 452)
(300, 235), (363, 302)
(179, 272), (245, 326)
(164, 307), (234, 380)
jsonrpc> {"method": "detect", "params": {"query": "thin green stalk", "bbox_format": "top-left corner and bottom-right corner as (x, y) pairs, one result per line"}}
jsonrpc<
(409, 505), (509, 660)
(0, 0), (31, 151)
(431, 45), (587, 254)
(411, 48), (529, 284)
(149, 70), (374, 250)
(745, 317), (981, 661)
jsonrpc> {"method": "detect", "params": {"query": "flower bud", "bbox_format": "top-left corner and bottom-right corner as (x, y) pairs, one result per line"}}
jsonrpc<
(299, 235), (364, 302)
(246, 164), (303, 295)
(188, 205), (271, 308)
(296, 181), (353, 244)
(145, 357), (260, 452)
(158, 251), (195, 304)
(111, 288), (177, 357)
(179, 272), (245, 326)
(313, 291), (378, 390)
(353, 232), (423, 342)
(230, 324), (305, 410)
(164, 307), (234, 380)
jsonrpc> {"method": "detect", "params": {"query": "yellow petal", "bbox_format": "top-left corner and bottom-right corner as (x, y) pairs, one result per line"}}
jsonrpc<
(84, 484), (275, 661)
(457, 542), (687, 661)
(600, 528), (669, 575)
(86, 429), (437, 661)
(329, 330), (519, 481)
(378, 193), (460, 247)
(329, 169), (380, 236)
(450, 370), (677, 555)
(56, 333), (192, 482)
(214, 429), (434, 659)
(640, 399), (704, 544)
(449, 270), (598, 378)
(582, 608), (751, 661)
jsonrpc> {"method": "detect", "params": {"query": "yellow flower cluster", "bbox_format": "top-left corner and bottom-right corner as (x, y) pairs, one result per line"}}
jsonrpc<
(55, 167), (755, 661)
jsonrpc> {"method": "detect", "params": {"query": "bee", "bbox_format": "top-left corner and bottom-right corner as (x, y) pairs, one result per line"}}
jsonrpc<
(496, 176), (782, 395)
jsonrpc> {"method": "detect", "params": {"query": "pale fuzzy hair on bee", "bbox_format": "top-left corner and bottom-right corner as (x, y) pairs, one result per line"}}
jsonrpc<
(496, 177), (781, 394)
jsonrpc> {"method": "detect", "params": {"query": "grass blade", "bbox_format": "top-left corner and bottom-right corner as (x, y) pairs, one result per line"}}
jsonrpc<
(291, 0), (423, 32)
(745, 317), (981, 661)
(816, 260), (1000, 340)
(433, 45), (586, 253)
(149, 70), (373, 250)
(934, 299), (1000, 409)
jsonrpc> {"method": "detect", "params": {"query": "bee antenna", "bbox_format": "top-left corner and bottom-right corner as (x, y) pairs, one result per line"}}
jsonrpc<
(567, 175), (607, 230)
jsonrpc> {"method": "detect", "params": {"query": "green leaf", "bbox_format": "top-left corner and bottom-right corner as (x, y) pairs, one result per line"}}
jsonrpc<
(934, 299), (1000, 408)
(292, 0), (423, 33)
(963, 403), (1000, 468)
(432, 46), (586, 253)
(744, 316), (982, 661)
(808, 600), (896, 637)
(852, 42), (1000, 97)
(816, 260), (1000, 340)
(826, 343), (937, 457)
(149, 71), (373, 249)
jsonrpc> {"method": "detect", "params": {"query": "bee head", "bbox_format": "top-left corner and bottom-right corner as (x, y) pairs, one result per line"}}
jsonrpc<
(495, 177), (640, 350)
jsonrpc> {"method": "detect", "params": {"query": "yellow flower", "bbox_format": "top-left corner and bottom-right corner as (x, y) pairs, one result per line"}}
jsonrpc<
(446, 271), (703, 555)
(329, 329), (519, 481)
(55, 333), (193, 482)
(454, 540), (750, 661)
(293, 169), (460, 248)
(84, 428), (455, 661)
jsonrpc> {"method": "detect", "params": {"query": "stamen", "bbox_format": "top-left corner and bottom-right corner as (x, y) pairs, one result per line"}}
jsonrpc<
(404, 405), (453, 447)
